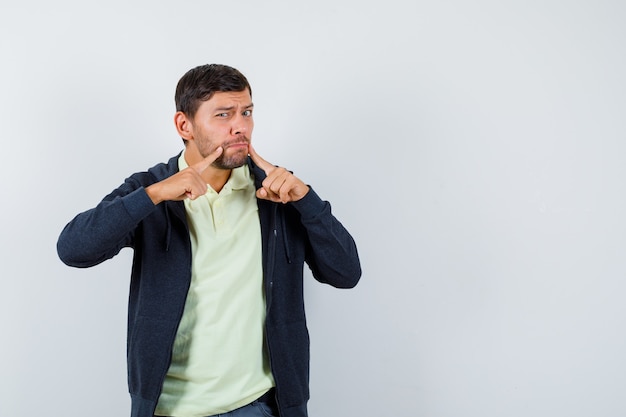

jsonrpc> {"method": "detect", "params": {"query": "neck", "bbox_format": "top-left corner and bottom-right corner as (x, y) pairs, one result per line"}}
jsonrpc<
(203, 167), (231, 194)
(183, 145), (232, 193)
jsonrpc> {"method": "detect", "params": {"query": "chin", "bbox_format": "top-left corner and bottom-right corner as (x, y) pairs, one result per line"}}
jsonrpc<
(214, 155), (248, 170)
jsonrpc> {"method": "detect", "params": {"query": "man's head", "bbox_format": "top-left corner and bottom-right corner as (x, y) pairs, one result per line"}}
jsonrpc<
(175, 64), (251, 119)
(174, 64), (254, 170)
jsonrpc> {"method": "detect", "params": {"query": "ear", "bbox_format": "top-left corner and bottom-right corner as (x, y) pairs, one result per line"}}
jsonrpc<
(174, 111), (194, 140)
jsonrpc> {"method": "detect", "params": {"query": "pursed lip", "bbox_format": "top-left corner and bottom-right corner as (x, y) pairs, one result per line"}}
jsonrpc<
(224, 141), (249, 149)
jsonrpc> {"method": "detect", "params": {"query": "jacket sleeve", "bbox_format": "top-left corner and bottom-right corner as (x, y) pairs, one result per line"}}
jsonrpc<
(57, 177), (157, 268)
(290, 187), (362, 288)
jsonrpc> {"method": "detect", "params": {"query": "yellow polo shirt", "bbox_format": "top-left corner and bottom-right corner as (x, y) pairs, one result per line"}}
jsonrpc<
(154, 153), (274, 417)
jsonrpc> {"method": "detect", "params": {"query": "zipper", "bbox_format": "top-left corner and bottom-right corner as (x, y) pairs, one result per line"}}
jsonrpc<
(265, 207), (277, 310)
(264, 203), (282, 414)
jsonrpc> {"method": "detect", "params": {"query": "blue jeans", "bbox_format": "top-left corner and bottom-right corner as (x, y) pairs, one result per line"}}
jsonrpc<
(225, 397), (278, 417)
(155, 390), (279, 417)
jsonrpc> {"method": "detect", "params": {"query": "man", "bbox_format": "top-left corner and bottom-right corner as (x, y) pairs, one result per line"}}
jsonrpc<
(57, 64), (361, 417)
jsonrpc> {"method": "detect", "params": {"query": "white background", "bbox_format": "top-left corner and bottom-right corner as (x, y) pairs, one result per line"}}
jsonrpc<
(2, 1), (626, 416)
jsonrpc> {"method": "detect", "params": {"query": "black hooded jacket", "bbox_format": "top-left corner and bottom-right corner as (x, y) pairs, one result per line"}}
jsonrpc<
(57, 153), (361, 417)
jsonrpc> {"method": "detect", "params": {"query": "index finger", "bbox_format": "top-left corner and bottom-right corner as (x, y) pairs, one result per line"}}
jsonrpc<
(248, 144), (274, 173)
(191, 146), (223, 174)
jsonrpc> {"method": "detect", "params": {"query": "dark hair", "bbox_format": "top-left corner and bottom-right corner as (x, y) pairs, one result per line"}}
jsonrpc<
(175, 64), (252, 118)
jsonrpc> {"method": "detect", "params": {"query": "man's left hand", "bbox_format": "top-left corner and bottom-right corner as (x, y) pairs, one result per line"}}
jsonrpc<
(249, 144), (310, 203)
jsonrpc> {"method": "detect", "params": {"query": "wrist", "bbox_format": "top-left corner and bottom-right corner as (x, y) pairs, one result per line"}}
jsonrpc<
(145, 184), (163, 205)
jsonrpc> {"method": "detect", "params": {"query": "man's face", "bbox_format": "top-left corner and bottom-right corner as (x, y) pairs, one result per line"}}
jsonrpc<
(189, 89), (254, 169)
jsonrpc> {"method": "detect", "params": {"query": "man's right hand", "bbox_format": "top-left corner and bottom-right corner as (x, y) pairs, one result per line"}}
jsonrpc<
(145, 147), (223, 204)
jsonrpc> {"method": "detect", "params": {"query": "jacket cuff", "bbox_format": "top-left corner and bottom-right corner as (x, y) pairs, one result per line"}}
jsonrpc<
(290, 187), (327, 219)
(121, 187), (157, 223)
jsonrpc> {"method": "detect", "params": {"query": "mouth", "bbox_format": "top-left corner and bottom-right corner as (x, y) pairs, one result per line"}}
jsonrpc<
(224, 141), (249, 150)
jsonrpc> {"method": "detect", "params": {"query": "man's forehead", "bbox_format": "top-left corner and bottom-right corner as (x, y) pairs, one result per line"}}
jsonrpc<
(208, 90), (252, 105)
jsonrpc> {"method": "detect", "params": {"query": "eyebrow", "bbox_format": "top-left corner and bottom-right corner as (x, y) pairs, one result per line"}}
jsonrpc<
(214, 103), (254, 112)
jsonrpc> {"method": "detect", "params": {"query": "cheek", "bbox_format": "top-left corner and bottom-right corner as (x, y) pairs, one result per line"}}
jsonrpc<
(197, 124), (223, 140)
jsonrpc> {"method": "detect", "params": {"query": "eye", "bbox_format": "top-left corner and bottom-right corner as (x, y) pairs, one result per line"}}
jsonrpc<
(217, 113), (229, 118)
(243, 109), (252, 117)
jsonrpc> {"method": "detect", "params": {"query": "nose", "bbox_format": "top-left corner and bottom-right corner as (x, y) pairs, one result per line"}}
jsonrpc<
(231, 114), (251, 136)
